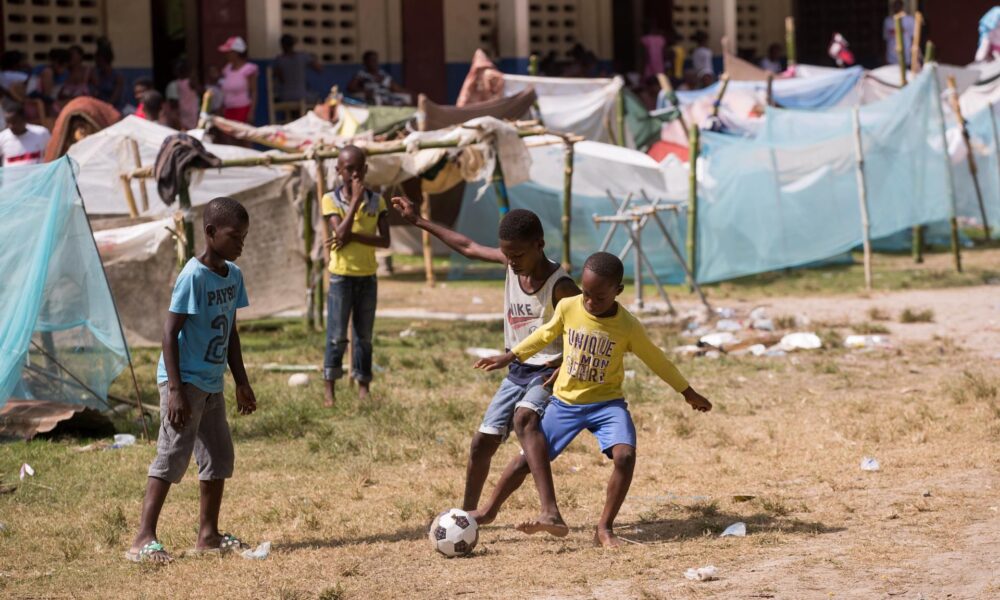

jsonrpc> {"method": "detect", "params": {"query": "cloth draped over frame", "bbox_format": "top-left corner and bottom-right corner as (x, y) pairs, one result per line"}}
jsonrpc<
(153, 133), (223, 204)
(43, 96), (121, 162)
(418, 88), (537, 131)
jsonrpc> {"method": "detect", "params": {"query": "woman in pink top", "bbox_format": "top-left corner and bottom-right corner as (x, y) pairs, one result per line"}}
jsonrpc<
(218, 36), (258, 123)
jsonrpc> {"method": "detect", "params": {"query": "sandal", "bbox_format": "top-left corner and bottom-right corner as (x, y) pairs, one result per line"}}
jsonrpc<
(125, 540), (173, 563)
(186, 532), (250, 557)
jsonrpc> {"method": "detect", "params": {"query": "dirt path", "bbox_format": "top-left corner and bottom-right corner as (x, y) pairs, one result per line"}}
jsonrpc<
(379, 281), (1000, 359)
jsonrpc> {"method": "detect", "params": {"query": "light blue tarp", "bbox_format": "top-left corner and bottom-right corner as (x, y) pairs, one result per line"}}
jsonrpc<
(695, 69), (953, 283)
(0, 158), (128, 411)
(953, 100), (1000, 232)
(665, 66), (864, 110)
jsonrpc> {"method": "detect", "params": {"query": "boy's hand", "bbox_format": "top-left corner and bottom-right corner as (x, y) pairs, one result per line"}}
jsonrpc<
(167, 387), (191, 429)
(543, 366), (560, 390)
(391, 195), (418, 224)
(682, 387), (712, 412)
(330, 230), (352, 249)
(235, 383), (257, 415)
(348, 174), (365, 202)
(474, 351), (516, 372)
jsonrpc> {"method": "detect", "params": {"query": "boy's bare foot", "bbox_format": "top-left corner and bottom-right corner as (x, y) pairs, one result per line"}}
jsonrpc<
(323, 380), (335, 408)
(515, 513), (569, 537)
(358, 381), (370, 401)
(467, 509), (495, 526)
(594, 527), (623, 548)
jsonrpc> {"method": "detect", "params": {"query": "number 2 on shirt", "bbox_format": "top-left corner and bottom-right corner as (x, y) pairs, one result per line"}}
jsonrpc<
(204, 315), (230, 364)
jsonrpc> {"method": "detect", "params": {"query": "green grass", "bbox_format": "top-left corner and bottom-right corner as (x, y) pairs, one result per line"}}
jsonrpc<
(900, 307), (935, 323)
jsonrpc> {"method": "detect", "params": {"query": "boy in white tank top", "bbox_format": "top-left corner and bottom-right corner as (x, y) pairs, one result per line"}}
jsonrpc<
(392, 197), (579, 536)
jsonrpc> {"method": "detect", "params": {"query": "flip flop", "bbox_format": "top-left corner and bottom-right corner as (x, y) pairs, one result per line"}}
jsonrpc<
(124, 540), (173, 563)
(186, 532), (250, 557)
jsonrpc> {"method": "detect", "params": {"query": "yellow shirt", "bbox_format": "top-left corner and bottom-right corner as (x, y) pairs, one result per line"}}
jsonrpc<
(512, 296), (689, 405)
(321, 188), (387, 277)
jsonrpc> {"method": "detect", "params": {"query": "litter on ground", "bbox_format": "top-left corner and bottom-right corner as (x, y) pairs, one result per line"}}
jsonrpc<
(684, 565), (719, 581)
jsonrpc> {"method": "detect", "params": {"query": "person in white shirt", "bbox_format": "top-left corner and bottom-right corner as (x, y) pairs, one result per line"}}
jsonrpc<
(691, 30), (715, 88)
(0, 105), (50, 167)
(883, 0), (915, 66)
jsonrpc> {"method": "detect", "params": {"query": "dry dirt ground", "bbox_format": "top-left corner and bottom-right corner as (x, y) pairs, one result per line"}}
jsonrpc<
(2, 270), (999, 598)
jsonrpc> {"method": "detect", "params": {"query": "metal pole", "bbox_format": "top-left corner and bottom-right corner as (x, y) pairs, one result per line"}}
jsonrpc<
(638, 190), (711, 313)
(561, 140), (574, 273)
(947, 75), (991, 240)
(852, 107), (873, 291)
(686, 125), (700, 287)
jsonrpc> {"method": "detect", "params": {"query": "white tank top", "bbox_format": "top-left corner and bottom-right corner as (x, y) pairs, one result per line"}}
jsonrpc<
(503, 261), (570, 366)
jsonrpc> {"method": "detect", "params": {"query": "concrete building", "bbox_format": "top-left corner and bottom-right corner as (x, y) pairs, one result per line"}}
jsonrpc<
(0, 1), (989, 125)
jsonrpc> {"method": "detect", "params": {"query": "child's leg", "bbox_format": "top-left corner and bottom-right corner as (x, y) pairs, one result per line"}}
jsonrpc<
(469, 452), (531, 525)
(350, 274), (377, 400)
(475, 398), (582, 528)
(463, 378), (527, 511)
(594, 444), (635, 548)
(130, 382), (207, 561)
(129, 476), (173, 561)
(511, 391), (567, 536)
(323, 275), (352, 406)
(589, 399), (638, 548)
(193, 390), (234, 549)
(462, 431), (502, 511)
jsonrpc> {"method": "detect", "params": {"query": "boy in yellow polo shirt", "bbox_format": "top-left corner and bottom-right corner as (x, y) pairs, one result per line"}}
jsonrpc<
(321, 145), (390, 405)
(473, 252), (712, 547)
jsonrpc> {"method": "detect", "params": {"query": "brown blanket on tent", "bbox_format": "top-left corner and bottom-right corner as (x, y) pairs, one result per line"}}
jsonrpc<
(418, 87), (536, 131)
(43, 96), (121, 162)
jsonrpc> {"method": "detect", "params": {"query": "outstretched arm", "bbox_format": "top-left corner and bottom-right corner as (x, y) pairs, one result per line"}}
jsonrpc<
(391, 194), (505, 264)
(630, 323), (711, 412)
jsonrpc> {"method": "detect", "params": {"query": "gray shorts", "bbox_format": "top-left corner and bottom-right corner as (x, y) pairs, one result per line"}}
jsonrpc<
(148, 382), (234, 484)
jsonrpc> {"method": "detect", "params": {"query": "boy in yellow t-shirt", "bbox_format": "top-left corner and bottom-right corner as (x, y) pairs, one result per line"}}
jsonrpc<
(321, 145), (390, 406)
(473, 252), (712, 548)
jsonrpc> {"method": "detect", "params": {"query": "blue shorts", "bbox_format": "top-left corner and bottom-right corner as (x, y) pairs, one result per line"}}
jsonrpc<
(541, 397), (637, 459)
(479, 376), (551, 440)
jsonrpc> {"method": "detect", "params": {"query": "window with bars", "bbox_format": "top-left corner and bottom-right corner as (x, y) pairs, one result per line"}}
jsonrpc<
(4, 0), (104, 63)
(476, 1), (498, 57)
(528, 1), (578, 58)
(671, 0), (711, 47)
(280, 0), (357, 63)
(736, 0), (761, 56)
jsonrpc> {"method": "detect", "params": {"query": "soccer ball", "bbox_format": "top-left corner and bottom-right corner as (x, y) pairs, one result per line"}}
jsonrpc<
(428, 508), (479, 557)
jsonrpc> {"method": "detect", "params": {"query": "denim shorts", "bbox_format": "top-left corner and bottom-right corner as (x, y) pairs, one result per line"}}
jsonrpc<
(541, 397), (636, 459)
(479, 376), (551, 440)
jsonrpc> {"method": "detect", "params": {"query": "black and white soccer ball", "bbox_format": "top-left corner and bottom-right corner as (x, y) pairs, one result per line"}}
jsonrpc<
(428, 508), (479, 557)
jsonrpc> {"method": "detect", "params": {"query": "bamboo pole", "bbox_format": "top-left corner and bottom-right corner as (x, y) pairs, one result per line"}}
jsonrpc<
(910, 11), (924, 73)
(178, 182), (195, 264)
(711, 74), (730, 119)
(314, 158), (328, 328)
(491, 161), (511, 216)
(894, 14), (907, 85)
(766, 73), (774, 107)
(930, 64), (962, 272)
(990, 102), (1000, 239)
(785, 17), (797, 68)
(420, 188), (435, 287)
(947, 75), (991, 241)
(197, 90), (212, 129)
(304, 181), (316, 331)
(852, 107), (873, 291)
(528, 53), (545, 127)
(686, 125), (700, 286)
(615, 88), (626, 147)
(656, 73), (688, 136)
(561, 139), (574, 273)
(914, 41), (937, 262)
(119, 175), (139, 218)
(128, 139), (149, 212)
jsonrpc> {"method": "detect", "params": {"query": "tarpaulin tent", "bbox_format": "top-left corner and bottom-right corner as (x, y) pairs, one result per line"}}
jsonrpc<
(0, 158), (129, 412)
